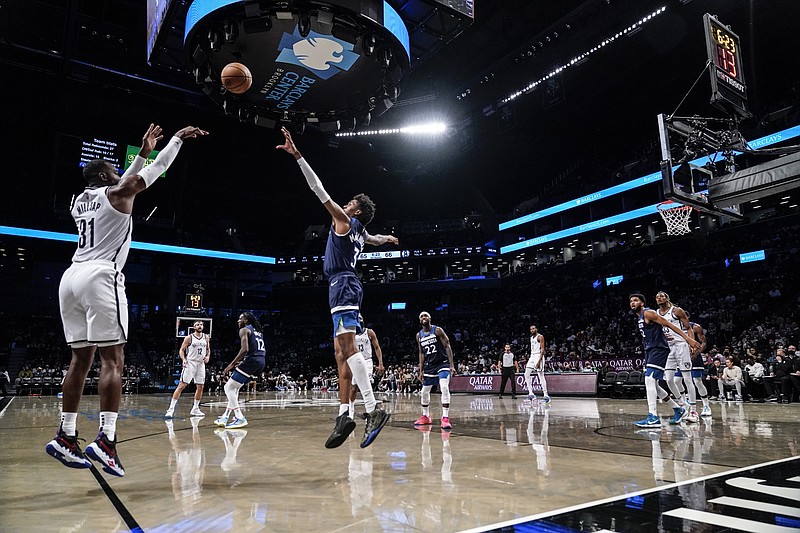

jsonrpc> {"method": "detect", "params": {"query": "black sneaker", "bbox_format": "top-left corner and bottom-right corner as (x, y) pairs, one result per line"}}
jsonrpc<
(45, 429), (92, 469)
(360, 408), (390, 448)
(325, 413), (356, 449)
(86, 432), (125, 477)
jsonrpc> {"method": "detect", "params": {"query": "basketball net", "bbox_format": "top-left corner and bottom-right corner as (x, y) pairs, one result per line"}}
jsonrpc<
(658, 202), (694, 235)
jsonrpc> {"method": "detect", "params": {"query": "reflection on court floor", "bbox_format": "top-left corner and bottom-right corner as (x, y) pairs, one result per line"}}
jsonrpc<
(1, 392), (798, 532)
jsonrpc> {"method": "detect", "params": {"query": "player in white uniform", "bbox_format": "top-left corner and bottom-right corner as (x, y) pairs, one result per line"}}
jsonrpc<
(45, 124), (208, 477)
(348, 315), (384, 420)
(166, 321), (211, 418)
(524, 324), (550, 403)
(655, 291), (698, 423)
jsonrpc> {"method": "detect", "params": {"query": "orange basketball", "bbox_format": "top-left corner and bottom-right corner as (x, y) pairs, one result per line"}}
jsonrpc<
(221, 62), (252, 94)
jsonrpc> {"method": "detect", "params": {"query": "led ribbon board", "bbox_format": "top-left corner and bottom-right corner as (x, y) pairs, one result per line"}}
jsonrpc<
(0, 226), (275, 265)
(501, 204), (661, 254)
(185, 0), (409, 121)
(499, 124), (800, 232)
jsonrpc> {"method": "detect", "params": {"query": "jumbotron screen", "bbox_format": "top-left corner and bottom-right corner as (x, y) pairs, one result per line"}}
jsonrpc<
(79, 137), (164, 177)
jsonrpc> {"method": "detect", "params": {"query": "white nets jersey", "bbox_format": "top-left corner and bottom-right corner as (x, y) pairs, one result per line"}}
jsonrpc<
(70, 186), (132, 269)
(530, 334), (543, 359)
(186, 333), (209, 362)
(657, 305), (688, 345)
(356, 328), (373, 361)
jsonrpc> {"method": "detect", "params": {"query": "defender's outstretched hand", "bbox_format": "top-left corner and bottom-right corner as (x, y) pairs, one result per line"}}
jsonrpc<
(174, 126), (209, 140)
(276, 126), (301, 159)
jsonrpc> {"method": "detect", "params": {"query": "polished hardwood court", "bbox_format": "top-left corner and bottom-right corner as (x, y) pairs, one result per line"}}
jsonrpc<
(1, 392), (798, 532)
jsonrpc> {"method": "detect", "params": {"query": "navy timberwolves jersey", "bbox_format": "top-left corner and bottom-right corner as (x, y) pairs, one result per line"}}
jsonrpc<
(689, 321), (705, 368)
(323, 217), (366, 279)
(245, 325), (265, 359)
(637, 308), (669, 352)
(419, 326), (449, 375)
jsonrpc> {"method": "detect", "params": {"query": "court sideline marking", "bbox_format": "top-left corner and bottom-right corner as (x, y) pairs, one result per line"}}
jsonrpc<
(458, 454), (800, 533)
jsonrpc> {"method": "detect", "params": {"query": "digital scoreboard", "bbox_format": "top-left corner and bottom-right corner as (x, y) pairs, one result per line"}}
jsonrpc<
(703, 13), (750, 119)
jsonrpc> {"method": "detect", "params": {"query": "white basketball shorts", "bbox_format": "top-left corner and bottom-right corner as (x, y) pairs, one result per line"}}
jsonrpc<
(59, 261), (128, 348)
(526, 359), (545, 372)
(666, 342), (692, 373)
(181, 360), (206, 385)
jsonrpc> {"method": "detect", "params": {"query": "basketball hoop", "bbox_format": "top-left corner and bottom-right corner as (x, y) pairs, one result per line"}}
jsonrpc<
(658, 202), (694, 235)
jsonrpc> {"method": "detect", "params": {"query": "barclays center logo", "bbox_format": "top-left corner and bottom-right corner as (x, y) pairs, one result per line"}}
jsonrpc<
(276, 28), (359, 80)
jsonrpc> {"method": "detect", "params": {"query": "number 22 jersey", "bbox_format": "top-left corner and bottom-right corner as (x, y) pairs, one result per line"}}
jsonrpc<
(419, 326), (449, 376)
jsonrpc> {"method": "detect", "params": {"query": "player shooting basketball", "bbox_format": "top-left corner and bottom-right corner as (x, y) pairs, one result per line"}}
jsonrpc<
(276, 126), (397, 449)
(46, 124), (208, 476)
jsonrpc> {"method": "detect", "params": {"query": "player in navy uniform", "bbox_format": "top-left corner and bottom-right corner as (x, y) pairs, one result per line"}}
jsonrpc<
(629, 294), (700, 428)
(684, 318), (712, 417)
(413, 312), (456, 430)
(46, 124), (207, 476)
(277, 127), (398, 449)
(214, 313), (266, 429)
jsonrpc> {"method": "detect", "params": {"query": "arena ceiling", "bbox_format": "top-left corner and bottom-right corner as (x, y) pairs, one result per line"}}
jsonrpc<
(0, 1), (798, 252)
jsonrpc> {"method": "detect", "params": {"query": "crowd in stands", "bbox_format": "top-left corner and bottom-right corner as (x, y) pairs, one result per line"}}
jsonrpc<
(3, 206), (800, 404)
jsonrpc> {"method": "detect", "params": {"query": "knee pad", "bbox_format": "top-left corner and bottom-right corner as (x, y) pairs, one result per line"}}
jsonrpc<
(421, 384), (432, 405)
(224, 379), (242, 396)
(439, 378), (451, 404)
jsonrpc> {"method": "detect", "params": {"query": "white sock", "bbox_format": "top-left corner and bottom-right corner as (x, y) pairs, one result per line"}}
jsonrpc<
(224, 379), (243, 411)
(233, 407), (243, 419)
(169, 398), (178, 410)
(193, 399), (200, 409)
(537, 371), (548, 396)
(61, 412), (78, 437)
(347, 354), (376, 412)
(442, 405), (449, 418)
(100, 411), (118, 441)
(524, 368), (534, 394)
(683, 379), (697, 406)
(645, 376), (659, 415)
(422, 405), (430, 417)
(664, 371), (686, 407)
(339, 403), (350, 416)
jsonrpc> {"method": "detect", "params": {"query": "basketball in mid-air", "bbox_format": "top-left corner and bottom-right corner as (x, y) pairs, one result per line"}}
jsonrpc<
(220, 62), (252, 94)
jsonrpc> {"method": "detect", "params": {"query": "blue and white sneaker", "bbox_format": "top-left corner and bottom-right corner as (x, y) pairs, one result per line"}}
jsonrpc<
(225, 416), (248, 429)
(669, 406), (686, 425)
(45, 429), (92, 469)
(214, 415), (229, 427)
(541, 396), (551, 404)
(634, 414), (661, 427)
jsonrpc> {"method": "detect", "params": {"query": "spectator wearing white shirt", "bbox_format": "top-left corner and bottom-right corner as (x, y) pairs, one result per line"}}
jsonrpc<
(744, 356), (766, 400)
(721, 357), (745, 401)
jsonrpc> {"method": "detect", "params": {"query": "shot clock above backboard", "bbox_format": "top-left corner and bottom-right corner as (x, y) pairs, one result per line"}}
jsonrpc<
(703, 13), (751, 119)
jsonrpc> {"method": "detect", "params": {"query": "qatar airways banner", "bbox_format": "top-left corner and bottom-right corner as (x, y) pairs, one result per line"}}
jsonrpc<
(581, 358), (646, 372)
(451, 373), (597, 396)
